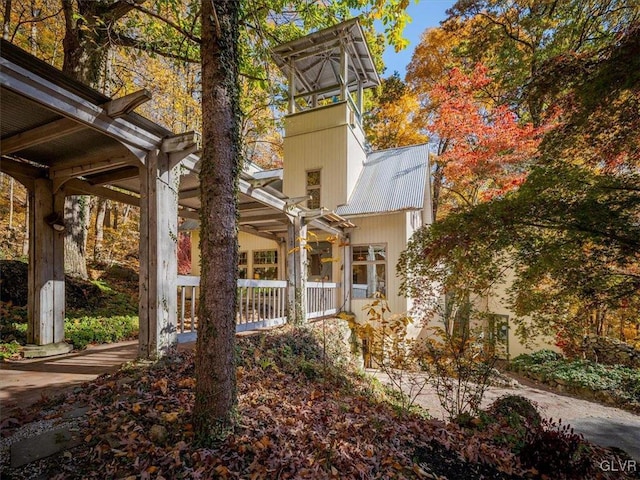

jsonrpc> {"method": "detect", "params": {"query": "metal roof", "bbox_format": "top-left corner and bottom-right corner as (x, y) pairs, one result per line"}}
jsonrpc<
(336, 144), (430, 217)
(272, 18), (380, 101)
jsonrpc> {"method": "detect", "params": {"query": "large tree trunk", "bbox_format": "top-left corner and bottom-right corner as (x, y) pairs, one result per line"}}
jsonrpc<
(94, 198), (108, 262)
(63, 194), (89, 279)
(60, 0), (143, 278)
(193, 0), (239, 443)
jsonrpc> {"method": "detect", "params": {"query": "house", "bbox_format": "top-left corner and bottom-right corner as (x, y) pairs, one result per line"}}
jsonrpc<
(0, 20), (551, 361)
(184, 19), (556, 359)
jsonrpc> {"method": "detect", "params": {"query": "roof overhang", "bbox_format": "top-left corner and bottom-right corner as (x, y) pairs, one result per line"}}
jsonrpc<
(272, 18), (380, 102)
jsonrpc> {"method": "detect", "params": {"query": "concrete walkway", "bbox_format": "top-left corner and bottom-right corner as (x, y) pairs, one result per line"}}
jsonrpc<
(0, 340), (139, 419)
(371, 370), (640, 462)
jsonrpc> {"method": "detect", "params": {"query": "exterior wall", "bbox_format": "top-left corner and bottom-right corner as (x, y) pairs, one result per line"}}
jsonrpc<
(348, 213), (411, 323)
(283, 101), (365, 210)
(189, 230), (280, 278)
(486, 268), (559, 358)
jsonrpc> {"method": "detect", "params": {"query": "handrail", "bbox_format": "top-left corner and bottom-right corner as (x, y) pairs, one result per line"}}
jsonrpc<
(176, 276), (340, 340)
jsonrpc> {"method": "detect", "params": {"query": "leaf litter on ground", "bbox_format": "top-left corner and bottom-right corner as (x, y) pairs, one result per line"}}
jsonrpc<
(1, 325), (633, 480)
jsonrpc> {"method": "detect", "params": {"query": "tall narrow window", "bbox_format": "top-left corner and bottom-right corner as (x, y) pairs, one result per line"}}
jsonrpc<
(306, 169), (321, 209)
(253, 249), (278, 280)
(238, 251), (248, 279)
(351, 244), (386, 298)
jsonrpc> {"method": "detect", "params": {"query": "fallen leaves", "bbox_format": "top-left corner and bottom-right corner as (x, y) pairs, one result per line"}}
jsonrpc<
(5, 325), (622, 480)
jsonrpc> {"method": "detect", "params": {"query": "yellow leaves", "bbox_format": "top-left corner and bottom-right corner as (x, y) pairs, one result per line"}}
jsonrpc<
(253, 435), (271, 450)
(162, 411), (180, 423)
(131, 403), (142, 414)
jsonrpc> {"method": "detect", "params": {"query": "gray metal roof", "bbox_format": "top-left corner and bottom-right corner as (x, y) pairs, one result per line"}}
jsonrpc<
(336, 144), (430, 217)
(272, 18), (380, 101)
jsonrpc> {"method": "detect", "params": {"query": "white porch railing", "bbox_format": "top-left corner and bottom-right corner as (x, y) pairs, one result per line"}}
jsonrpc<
(176, 275), (289, 342)
(306, 281), (338, 319)
(176, 276), (339, 342)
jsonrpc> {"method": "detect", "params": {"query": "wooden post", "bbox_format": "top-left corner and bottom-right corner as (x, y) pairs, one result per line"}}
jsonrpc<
(340, 45), (348, 102)
(25, 179), (71, 357)
(286, 216), (307, 324)
(342, 233), (352, 313)
(138, 150), (178, 359)
(288, 59), (296, 114)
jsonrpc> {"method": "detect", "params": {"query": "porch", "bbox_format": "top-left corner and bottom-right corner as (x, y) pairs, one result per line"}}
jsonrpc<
(176, 276), (339, 343)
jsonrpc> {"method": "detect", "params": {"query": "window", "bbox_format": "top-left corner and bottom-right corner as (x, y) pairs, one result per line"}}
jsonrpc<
(486, 314), (509, 358)
(238, 251), (248, 279)
(306, 169), (321, 209)
(253, 249), (278, 280)
(351, 244), (386, 298)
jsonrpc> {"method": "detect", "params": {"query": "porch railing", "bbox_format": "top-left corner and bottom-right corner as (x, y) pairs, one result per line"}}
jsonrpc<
(176, 276), (339, 342)
(176, 275), (288, 342)
(306, 281), (338, 319)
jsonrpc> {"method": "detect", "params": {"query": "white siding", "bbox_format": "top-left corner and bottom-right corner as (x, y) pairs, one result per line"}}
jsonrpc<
(348, 213), (410, 323)
(283, 101), (365, 210)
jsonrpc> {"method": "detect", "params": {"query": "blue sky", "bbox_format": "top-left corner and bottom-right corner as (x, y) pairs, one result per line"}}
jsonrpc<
(380, 0), (455, 78)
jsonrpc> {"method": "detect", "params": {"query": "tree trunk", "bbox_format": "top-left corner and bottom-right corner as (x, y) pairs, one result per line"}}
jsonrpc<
(193, 0), (239, 444)
(59, 0), (142, 277)
(94, 198), (108, 262)
(64, 194), (89, 279)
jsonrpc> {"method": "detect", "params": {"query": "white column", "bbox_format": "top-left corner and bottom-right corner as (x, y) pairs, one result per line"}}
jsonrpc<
(139, 150), (178, 359)
(286, 216), (307, 324)
(340, 45), (349, 102)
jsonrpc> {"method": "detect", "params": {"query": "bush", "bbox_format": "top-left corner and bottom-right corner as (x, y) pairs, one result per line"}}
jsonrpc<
(520, 418), (594, 479)
(509, 350), (640, 412)
(0, 340), (22, 359)
(65, 315), (138, 350)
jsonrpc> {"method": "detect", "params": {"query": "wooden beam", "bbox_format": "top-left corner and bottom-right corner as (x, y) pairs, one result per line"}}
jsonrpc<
(239, 225), (281, 242)
(178, 208), (199, 220)
(161, 131), (196, 153)
(178, 187), (200, 199)
(103, 89), (152, 117)
(50, 156), (129, 179)
(0, 156), (46, 179)
(1, 57), (162, 152)
(169, 144), (198, 170)
(64, 178), (140, 206)
(1, 117), (85, 154)
(85, 166), (140, 185)
(285, 195), (311, 208)
(239, 213), (287, 224)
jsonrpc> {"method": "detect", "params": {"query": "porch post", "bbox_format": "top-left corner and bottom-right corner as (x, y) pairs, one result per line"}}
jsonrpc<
(139, 149), (178, 359)
(342, 233), (352, 313)
(25, 179), (71, 357)
(286, 216), (307, 324)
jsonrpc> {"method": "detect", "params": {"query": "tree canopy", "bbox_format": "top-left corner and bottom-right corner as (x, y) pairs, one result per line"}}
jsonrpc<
(400, 6), (640, 352)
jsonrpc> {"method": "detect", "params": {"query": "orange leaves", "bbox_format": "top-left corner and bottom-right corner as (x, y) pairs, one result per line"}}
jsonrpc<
(152, 378), (168, 395)
(177, 377), (196, 389)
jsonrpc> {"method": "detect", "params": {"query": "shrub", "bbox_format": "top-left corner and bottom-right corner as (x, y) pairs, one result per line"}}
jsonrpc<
(0, 340), (22, 359)
(65, 315), (138, 350)
(488, 395), (542, 430)
(520, 418), (594, 478)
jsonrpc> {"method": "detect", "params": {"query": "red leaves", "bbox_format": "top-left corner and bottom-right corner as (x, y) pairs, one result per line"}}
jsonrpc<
(429, 64), (544, 205)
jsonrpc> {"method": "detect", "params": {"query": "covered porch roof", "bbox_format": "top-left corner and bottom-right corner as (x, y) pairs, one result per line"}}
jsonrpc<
(0, 39), (351, 241)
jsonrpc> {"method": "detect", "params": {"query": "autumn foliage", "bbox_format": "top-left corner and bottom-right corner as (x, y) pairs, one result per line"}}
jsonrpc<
(428, 64), (542, 204)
